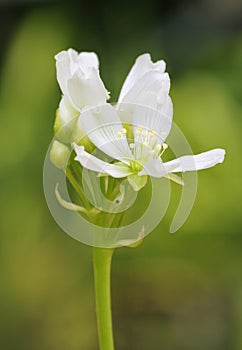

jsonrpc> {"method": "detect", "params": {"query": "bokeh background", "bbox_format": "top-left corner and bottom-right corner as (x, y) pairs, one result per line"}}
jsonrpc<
(0, 0), (242, 349)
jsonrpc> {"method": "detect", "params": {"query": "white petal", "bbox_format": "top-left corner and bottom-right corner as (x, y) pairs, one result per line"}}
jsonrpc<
(55, 49), (79, 95)
(59, 95), (79, 124)
(67, 67), (108, 110)
(120, 69), (168, 103)
(139, 158), (167, 177)
(118, 53), (166, 102)
(164, 149), (226, 173)
(77, 52), (99, 71)
(160, 94), (173, 124)
(118, 70), (173, 127)
(74, 144), (132, 178)
(118, 103), (172, 151)
(78, 104), (133, 162)
(55, 49), (102, 100)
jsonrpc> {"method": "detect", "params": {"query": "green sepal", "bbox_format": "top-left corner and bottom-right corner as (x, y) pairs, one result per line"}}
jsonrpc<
(127, 174), (147, 191)
(166, 173), (184, 185)
(55, 184), (100, 219)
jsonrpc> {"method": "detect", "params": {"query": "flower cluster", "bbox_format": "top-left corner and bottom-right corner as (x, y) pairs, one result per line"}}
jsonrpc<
(52, 49), (225, 191)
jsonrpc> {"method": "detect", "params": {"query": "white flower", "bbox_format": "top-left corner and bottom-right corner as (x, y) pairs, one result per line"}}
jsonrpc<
(51, 50), (224, 191)
(55, 49), (109, 126)
(73, 103), (225, 191)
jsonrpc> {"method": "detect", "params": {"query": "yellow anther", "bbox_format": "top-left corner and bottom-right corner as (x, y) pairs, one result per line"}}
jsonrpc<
(122, 128), (127, 134)
(155, 144), (162, 151)
(142, 132), (147, 138)
(163, 143), (168, 150)
(149, 132), (155, 137)
(136, 130), (141, 136)
(130, 143), (135, 149)
(106, 90), (111, 99)
(117, 131), (123, 138)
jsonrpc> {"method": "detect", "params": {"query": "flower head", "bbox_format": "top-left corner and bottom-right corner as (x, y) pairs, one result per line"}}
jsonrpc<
(52, 49), (225, 191)
(46, 49), (226, 246)
(73, 103), (225, 191)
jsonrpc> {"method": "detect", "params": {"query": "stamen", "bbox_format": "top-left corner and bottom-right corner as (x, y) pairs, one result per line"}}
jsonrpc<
(106, 90), (111, 100)
(136, 130), (141, 136)
(155, 144), (162, 151)
(143, 142), (149, 147)
(159, 143), (169, 156)
(122, 128), (127, 134)
(141, 132), (147, 138)
(130, 143), (135, 149)
(117, 131), (123, 138)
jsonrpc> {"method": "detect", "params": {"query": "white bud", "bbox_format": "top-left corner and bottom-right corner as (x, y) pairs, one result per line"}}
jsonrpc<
(50, 140), (70, 169)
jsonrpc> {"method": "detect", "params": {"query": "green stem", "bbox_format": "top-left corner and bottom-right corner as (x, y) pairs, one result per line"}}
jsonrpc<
(93, 247), (115, 350)
(66, 168), (91, 209)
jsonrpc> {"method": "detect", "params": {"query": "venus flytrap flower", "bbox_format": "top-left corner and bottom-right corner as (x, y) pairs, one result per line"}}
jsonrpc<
(70, 52), (225, 192)
(45, 49), (226, 350)
(73, 103), (225, 192)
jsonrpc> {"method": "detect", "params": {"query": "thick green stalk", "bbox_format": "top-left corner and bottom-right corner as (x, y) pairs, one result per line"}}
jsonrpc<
(93, 247), (115, 350)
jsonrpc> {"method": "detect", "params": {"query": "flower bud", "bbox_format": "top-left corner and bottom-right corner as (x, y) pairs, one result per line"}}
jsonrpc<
(50, 140), (70, 169)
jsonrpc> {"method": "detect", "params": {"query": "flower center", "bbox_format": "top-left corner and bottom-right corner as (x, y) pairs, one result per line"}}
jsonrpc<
(130, 160), (143, 174)
(130, 125), (168, 162)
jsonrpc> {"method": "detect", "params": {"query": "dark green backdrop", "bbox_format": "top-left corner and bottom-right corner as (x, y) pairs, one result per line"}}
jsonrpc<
(0, 0), (241, 349)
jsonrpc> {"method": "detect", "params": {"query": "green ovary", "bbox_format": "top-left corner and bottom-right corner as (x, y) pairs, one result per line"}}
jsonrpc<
(130, 160), (142, 174)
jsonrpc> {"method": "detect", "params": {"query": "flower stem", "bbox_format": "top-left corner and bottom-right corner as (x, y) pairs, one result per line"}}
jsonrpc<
(93, 247), (115, 350)
(66, 167), (91, 209)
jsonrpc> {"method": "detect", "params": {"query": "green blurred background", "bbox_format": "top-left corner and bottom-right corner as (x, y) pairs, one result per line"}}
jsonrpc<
(0, 0), (241, 349)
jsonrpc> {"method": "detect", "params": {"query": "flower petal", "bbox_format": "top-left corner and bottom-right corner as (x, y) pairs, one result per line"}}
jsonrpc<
(55, 49), (103, 104)
(59, 95), (79, 124)
(67, 68), (108, 111)
(74, 144), (132, 178)
(118, 103), (172, 163)
(118, 53), (166, 102)
(133, 103), (172, 143)
(78, 104), (133, 162)
(164, 149), (226, 173)
(77, 51), (99, 71)
(55, 49), (79, 95)
(120, 70), (171, 112)
(139, 157), (167, 177)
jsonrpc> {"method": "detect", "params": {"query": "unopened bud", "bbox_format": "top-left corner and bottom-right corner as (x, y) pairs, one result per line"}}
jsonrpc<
(50, 140), (70, 169)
